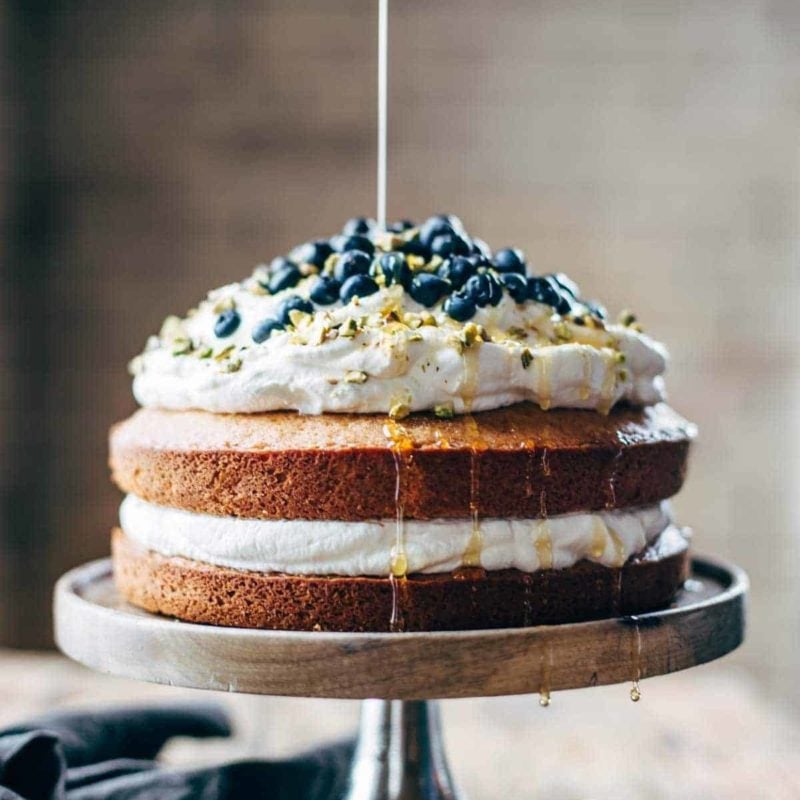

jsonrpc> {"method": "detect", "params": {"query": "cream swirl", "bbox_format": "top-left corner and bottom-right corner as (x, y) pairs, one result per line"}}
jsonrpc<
(119, 495), (679, 576)
(131, 280), (667, 416)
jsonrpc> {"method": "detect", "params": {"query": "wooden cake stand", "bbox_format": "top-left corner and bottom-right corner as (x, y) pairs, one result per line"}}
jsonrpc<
(54, 556), (746, 800)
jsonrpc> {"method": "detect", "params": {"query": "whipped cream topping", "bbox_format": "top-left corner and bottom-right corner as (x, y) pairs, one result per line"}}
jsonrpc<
(120, 495), (678, 577)
(131, 281), (667, 416)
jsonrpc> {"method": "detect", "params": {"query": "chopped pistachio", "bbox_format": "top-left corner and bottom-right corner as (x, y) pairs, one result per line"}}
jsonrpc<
(288, 309), (312, 328)
(460, 322), (487, 347)
(247, 282), (269, 296)
(434, 403), (455, 420)
(618, 368), (629, 382)
(389, 402), (411, 420)
(171, 338), (193, 356)
(214, 344), (236, 361)
(339, 318), (359, 338)
(322, 253), (339, 276)
(344, 370), (368, 384)
(420, 313), (438, 327)
(507, 326), (528, 340)
(408, 331), (424, 342)
(198, 346), (213, 359)
(553, 321), (572, 341)
(520, 348), (534, 369)
(618, 309), (637, 327)
(212, 296), (236, 314)
(222, 358), (242, 373)
(614, 351), (627, 364)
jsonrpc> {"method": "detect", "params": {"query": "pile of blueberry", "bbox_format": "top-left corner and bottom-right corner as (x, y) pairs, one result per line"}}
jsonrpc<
(212, 215), (605, 342)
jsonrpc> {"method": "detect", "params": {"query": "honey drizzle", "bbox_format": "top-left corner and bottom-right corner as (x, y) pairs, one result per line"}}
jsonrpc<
(537, 350), (552, 410)
(383, 418), (414, 631)
(460, 343), (486, 569)
(537, 446), (550, 517)
(597, 350), (617, 415)
(539, 640), (553, 707)
(579, 349), (592, 401)
(589, 517), (608, 561)
(534, 520), (553, 570)
(604, 447), (623, 509)
(462, 415), (487, 567)
(629, 615), (642, 702)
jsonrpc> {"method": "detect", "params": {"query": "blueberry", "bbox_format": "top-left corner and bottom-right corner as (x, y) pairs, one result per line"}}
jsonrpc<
(438, 256), (475, 290)
(340, 274), (379, 303)
(214, 309), (241, 338)
(585, 300), (607, 320)
(398, 238), (431, 260)
(527, 276), (573, 313)
(388, 219), (415, 232)
(500, 273), (528, 303)
(430, 233), (471, 259)
(409, 273), (451, 307)
(430, 213), (465, 233)
(269, 256), (296, 273)
(277, 295), (314, 326)
(465, 272), (502, 307)
(268, 265), (301, 294)
(466, 253), (491, 269)
(554, 292), (573, 315)
(310, 276), (340, 305)
(419, 216), (458, 247)
(293, 240), (333, 269)
(252, 317), (284, 344)
(493, 248), (526, 274)
(444, 292), (477, 322)
(471, 237), (492, 260)
(549, 272), (580, 298)
(526, 276), (561, 307)
(342, 217), (374, 236)
(332, 234), (375, 256)
(371, 252), (412, 288)
(334, 250), (372, 283)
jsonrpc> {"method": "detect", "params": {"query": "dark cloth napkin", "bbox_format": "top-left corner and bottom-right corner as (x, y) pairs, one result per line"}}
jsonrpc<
(0, 704), (353, 800)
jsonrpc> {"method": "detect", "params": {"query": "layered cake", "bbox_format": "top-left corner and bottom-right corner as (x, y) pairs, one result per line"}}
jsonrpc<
(110, 214), (696, 632)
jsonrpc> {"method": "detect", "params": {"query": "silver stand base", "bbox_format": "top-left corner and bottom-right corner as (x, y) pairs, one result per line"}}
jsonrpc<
(344, 700), (466, 800)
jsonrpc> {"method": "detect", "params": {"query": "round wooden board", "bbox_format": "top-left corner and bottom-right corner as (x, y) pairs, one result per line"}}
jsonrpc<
(54, 557), (746, 700)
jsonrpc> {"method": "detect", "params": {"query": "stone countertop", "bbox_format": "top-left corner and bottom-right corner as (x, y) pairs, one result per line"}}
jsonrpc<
(1, 650), (798, 799)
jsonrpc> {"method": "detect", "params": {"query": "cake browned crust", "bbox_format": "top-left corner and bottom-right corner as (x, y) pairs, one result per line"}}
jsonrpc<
(110, 402), (694, 520)
(112, 528), (689, 632)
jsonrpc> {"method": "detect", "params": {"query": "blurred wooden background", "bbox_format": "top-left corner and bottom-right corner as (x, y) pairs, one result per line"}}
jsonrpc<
(1, 0), (798, 710)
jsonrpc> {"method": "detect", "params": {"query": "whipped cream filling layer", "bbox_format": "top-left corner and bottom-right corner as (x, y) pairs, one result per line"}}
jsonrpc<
(131, 283), (667, 416)
(120, 495), (676, 577)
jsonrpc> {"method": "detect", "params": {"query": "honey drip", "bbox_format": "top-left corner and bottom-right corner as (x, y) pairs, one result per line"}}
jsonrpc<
(604, 447), (623, 509)
(629, 615), (642, 702)
(597, 351), (617, 415)
(383, 418), (414, 631)
(608, 524), (625, 614)
(579, 349), (592, 401)
(534, 521), (553, 570)
(460, 344), (486, 569)
(537, 447), (550, 517)
(537, 350), (552, 410)
(539, 642), (553, 707)
(462, 416), (487, 567)
(589, 517), (608, 561)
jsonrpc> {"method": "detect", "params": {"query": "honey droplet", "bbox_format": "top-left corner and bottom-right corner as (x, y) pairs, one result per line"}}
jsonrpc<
(539, 690), (551, 707)
(390, 549), (407, 578)
(630, 681), (641, 702)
